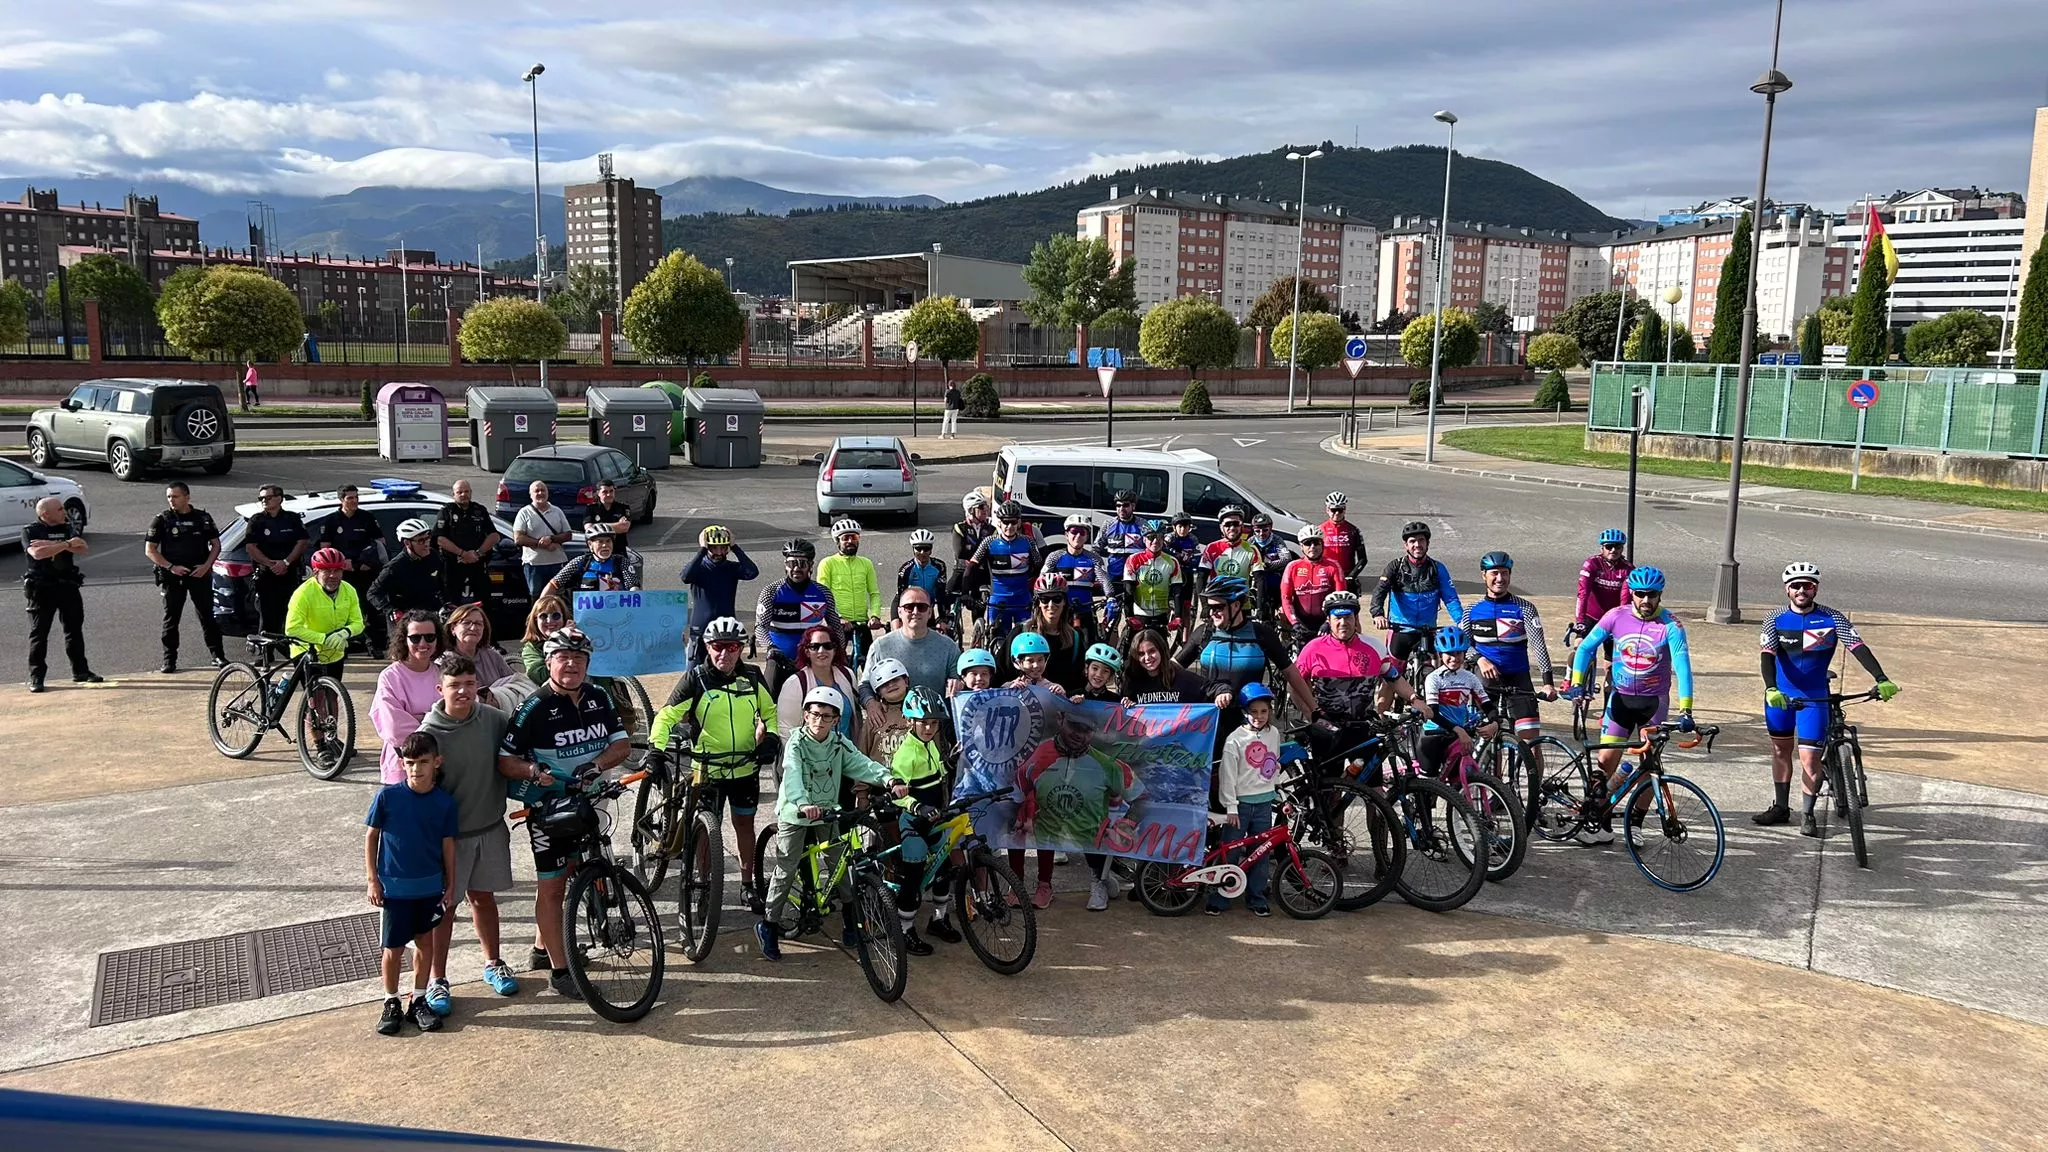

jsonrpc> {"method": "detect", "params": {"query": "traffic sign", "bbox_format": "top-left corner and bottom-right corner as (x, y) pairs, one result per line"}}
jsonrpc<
(1097, 365), (1117, 397)
(905, 341), (919, 362)
(1344, 356), (1367, 379)
(1847, 379), (1879, 409)
(1344, 335), (1368, 360)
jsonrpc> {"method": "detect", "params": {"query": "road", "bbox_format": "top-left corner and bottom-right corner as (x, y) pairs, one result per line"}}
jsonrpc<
(3, 415), (2041, 679)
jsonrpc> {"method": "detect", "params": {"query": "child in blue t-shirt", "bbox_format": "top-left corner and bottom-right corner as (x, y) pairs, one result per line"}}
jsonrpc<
(365, 731), (458, 1036)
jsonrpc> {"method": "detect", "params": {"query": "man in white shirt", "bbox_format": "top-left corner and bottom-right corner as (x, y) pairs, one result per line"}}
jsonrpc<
(511, 480), (572, 597)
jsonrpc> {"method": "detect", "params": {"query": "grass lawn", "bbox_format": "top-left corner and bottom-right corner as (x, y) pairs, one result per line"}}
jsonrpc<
(1440, 424), (2048, 515)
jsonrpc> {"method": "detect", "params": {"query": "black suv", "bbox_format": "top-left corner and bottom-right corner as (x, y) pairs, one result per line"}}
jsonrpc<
(25, 378), (236, 481)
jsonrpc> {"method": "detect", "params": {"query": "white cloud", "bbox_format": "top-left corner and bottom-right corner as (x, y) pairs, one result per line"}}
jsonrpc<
(0, 30), (159, 71)
(1050, 151), (1226, 184)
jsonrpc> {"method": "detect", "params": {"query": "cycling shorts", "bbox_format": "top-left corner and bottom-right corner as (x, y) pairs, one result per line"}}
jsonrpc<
(1388, 627), (1431, 666)
(1601, 692), (1667, 744)
(1494, 669), (1541, 731)
(986, 602), (1032, 631)
(709, 772), (763, 818)
(1764, 698), (1827, 746)
(527, 817), (581, 881)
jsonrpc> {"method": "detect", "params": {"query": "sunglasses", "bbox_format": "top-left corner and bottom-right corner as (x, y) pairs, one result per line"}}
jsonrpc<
(1220, 520), (1242, 529)
(1603, 543), (1626, 550)
(1787, 581), (1818, 592)
(406, 633), (439, 644)
(804, 642), (837, 652)
(537, 611), (565, 623)
(901, 602), (931, 612)
(912, 544), (933, 551)
(1204, 603), (1230, 613)
(1630, 590), (1661, 598)
(707, 641), (742, 653)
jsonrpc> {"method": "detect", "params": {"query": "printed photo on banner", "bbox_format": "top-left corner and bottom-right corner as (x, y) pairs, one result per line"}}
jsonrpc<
(951, 685), (1218, 864)
(572, 589), (691, 677)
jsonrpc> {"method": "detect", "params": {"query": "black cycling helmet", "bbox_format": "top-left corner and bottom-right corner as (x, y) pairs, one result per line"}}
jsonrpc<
(1171, 512), (1195, 526)
(994, 500), (1022, 521)
(782, 538), (816, 561)
(1113, 489), (1137, 505)
(1400, 520), (1432, 540)
(1250, 512), (1273, 528)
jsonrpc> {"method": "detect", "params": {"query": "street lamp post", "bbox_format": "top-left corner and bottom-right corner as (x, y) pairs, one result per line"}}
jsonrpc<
(1284, 149), (1322, 414)
(522, 63), (549, 391)
(1662, 282), (1683, 361)
(1709, 0), (1792, 625)
(1424, 111), (1457, 462)
(725, 257), (734, 290)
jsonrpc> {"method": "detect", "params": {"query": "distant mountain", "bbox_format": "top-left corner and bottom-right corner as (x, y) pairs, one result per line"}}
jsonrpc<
(665, 143), (1633, 294)
(655, 176), (942, 217)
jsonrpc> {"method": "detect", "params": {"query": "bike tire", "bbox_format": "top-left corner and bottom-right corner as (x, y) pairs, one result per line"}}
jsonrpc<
(1522, 736), (1590, 842)
(1623, 773), (1726, 892)
(677, 806), (725, 963)
(1390, 777), (1487, 912)
(1275, 846), (1342, 920)
(563, 864), (666, 1023)
(852, 872), (909, 1003)
(1453, 772), (1528, 883)
(615, 676), (654, 752)
(1570, 693), (1591, 745)
(1134, 860), (1201, 916)
(957, 847), (1035, 975)
(1832, 743), (1868, 869)
(207, 662), (267, 759)
(1322, 783), (1404, 911)
(295, 676), (355, 780)
(629, 775), (674, 892)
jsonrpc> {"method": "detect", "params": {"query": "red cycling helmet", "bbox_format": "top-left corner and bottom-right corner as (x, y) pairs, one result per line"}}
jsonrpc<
(309, 547), (349, 571)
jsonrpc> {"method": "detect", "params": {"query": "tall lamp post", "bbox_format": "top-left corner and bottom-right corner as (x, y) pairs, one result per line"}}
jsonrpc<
(1424, 110), (1457, 462)
(724, 257), (734, 289)
(1708, 0), (1791, 625)
(1283, 148), (1322, 413)
(522, 63), (549, 391)
(1662, 283), (1683, 360)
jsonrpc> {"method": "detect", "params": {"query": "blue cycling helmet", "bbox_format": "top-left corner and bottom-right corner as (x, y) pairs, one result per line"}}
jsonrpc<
(902, 686), (941, 721)
(1201, 574), (1249, 604)
(1143, 518), (1168, 537)
(1083, 642), (1123, 673)
(1599, 528), (1627, 547)
(1238, 681), (1275, 707)
(1627, 566), (1666, 593)
(957, 649), (997, 675)
(1479, 550), (1513, 571)
(1435, 625), (1470, 653)
(1010, 631), (1052, 659)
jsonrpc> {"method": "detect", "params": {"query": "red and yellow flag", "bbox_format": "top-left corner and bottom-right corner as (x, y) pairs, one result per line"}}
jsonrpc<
(1864, 203), (1900, 281)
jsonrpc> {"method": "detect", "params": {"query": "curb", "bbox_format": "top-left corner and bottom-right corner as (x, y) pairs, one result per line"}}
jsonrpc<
(1321, 436), (2048, 544)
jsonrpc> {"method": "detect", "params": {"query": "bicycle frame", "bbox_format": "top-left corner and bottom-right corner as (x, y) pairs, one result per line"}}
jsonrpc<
(1160, 820), (1306, 900)
(786, 813), (896, 928)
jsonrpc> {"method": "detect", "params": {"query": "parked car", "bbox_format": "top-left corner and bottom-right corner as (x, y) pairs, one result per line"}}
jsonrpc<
(211, 483), (572, 643)
(815, 436), (921, 526)
(0, 458), (89, 541)
(495, 444), (657, 527)
(25, 378), (235, 481)
(991, 445), (1306, 547)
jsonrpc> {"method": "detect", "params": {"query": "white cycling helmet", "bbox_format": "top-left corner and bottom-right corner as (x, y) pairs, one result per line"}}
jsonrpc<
(962, 491), (989, 512)
(1064, 514), (1091, 533)
(1296, 524), (1324, 544)
(803, 685), (846, 714)
(831, 518), (862, 537)
(867, 656), (911, 689)
(703, 616), (747, 644)
(1325, 491), (1348, 510)
(1782, 561), (1821, 586)
(909, 529), (937, 548)
(397, 518), (432, 540)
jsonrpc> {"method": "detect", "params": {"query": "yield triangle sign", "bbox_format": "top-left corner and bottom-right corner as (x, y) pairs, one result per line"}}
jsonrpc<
(1097, 365), (1117, 397)
(1344, 356), (1367, 379)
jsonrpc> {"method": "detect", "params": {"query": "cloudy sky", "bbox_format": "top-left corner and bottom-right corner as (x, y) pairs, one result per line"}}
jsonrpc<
(0, 0), (2042, 216)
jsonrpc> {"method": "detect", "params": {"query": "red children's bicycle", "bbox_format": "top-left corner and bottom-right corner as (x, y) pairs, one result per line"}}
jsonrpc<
(1133, 814), (1343, 919)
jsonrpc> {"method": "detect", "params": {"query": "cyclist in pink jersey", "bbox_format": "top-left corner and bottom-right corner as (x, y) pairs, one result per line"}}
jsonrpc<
(1574, 528), (1633, 630)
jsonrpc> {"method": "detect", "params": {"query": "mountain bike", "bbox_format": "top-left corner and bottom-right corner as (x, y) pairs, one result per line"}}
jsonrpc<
(752, 806), (911, 1003)
(1133, 799), (1342, 919)
(1556, 721), (1726, 892)
(1275, 731), (1405, 912)
(510, 767), (665, 1023)
(628, 741), (749, 964)
(1437, 731), (1528, 883)
(897, 787), (1035, 975)
(1790, 682), (1881, 868)
(1475, 688), (1583, 846)
(1362, 711), (1490, 911)
(206, 632), (356, 780)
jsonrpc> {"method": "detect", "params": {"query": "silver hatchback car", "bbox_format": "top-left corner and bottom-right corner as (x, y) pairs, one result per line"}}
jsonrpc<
(814, 435), (921, 526)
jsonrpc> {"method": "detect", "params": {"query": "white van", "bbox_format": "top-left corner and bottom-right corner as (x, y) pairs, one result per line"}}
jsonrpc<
(991, 445), (1309, 546)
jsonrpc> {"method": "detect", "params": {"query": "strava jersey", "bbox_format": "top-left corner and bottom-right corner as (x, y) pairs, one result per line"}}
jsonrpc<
(1318, 518), (1365, 577)
(500, 683), (626, 794)
(970, 533), (1038, 606)
(1575, 606), (1695, 708)
(1098, 516), (1148, 582)
(1370, 556), (1462, 631)
(1762, 605), (1865, 698)
(1042, 546), (1105, 608)
(1465, 593), (1553, 681)
(1125, 550), (1182, 618)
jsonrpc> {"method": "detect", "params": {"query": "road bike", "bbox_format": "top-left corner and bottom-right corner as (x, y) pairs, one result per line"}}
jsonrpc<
(1555, 720), (1726, 892)
(1790, 681), (1882, 868)
(1274, 732), (1405, 912)
(1133, 799), (1342, 919)
(510, 766), (666, 1023)
(752, 805), (911, 1003)
(206, 632), (357, 780)
(627, 741), (752, 964)
(1561, 622), (1609, 745)
(896, 787), (1035, 975)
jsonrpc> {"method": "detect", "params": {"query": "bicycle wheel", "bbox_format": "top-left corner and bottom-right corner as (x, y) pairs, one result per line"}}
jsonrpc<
(752, 824), (805, 935)
(1390, 777), (1487, 912)
(851, 872), (909, 1003)
(1452, 773), (1528, 883)
(563, 864), (666, 1023)
(206, 663), (268, 759)
(956, 846), (1035, 975)
(614, 676), (654, 751)
(1830, 743), (1868, 869)
(1323, 784), (1403, 911)
(1570, 693), (1592, 745)
(1522, 737), (1591, 842)
(676, 806), (725, 963)
(295, 676), (355, 780)
(1274, 846), (1342, 920)
(628, 775), (676, 892)
(1623, 773), (1726, 892)
(1134, 860), (1201, 916)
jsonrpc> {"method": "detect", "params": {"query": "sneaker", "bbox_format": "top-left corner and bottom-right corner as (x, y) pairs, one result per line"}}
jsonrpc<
(424, 979), (452, 1017)
(925, 914), (961, 944)
(482, 961), (519, 996)
(1752, 803), (1791, 826)
(1800, 812), (1821, 838)
(408, 995), (442, 1032)
(1204, 906), (1224, 916)
(548, 970), (583, 1000)
(376, 996), (403, 1036)
(1573, 822), (1615, 846)
(745, 885), (765, 917)
(1032, 881), (1053, 909)
(209, 653), (227, 669)
(1053, 851), (1072, 865)
(1104, 870), (1124, 900)
(1086, 879), (1110, 911)
(1625, 813), (1648, 849)
(27, 676), (45, 694)
(1249, 904), (1272, 918)
(755, 921), (783, 962)
(526, 946), (550, 972)
(841, 925), (862, 949)
(904, 929), (933, 957)
(72, 671), (104, 684)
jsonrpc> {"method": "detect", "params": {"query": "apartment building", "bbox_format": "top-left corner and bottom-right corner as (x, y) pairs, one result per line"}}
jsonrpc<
(0, 188), (200, 292)
(563, 158), (664, 305)
(1833, 211), (2028, 330)
(1376, 219), (1586, 327)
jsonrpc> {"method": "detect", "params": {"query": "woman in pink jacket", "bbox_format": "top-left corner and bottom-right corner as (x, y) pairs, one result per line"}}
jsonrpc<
(371, 610), (445, 782)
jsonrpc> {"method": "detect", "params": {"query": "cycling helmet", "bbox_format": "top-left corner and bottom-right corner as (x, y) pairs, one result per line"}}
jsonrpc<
(583, 522), (616, 541)
(396, 518), (432, 541)
(1322, 590), (1361, 616)
(803, 685), (846, 714)
(1296, 524), (1324, 544)
(1201, 574), (1249, 604)
(908, 529), (936, 548)
(1083, 642), (1123, 673)
(1218, 504), (1248, 522)
(703, 616), (747, 645)
(1400, 520), (1432, 540)
(962, 491), (990, 512)
(994, 500), (1022, 521)
(1479, 550), (1513, 571)
(867, 657), (911, 690)
(1435, 625), (1470, 653)
(1782, 561), (1821, 586)
(1142, 519), (1168, 537)
(957, 648), (998, 676)
(1033, 571), (1068, 599)
(543, 627), (594, 658)
(1238, 682), (1275, 707)
(831, 517), (862, 537)
(782, 538), (816, 561)
(1250, 513), (1273, 529)
(1171, 512), (1195, 526)
(699, 525), (732, 547)
(1598, 528), (1627, 547)
(1325, 491), (1348, 510)
(309, 547), (348, 571)
(1627, 566), (1666, 593)
(1010, 631), (1052, 659)
(902, 686), (941, 721)
(1113, 489), (1137, 505)
(1063, 514), (1091, 533)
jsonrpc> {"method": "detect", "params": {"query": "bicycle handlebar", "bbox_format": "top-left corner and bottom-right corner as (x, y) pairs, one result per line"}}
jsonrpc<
(1786, 688), (1881, 709)
(1626, 724), (1719, 756)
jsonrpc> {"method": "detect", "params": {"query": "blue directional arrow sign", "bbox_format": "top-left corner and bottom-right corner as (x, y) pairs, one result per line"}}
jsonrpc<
(1345, 335), (1368, 359)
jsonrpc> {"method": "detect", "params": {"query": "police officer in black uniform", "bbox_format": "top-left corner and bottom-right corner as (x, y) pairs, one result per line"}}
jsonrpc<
(320, 483), (388, 653)
(245, 484), (309, 634)
(586, 479), (634, 544)
(434, 479), (501, 608)
(22, 496), (100, 693)
(144, 480), (225, 673)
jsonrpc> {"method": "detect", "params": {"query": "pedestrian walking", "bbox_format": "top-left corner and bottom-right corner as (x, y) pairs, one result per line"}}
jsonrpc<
(320, 484), (390, 654)
(144, 481), (224, 673)
(434, 480), (500, 609)
(21, 497), (100, 693)
(241, 361), (261, 411)
(942, 381), (963, 438)
(511, 480), (571, 597)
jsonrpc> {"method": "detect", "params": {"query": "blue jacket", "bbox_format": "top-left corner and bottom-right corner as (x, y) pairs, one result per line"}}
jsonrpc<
(681, 545), (760, 628)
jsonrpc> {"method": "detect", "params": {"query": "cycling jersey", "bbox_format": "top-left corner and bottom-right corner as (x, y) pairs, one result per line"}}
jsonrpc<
(500, 682), (625, 792)
(1575, 553), (1633, 625)
(1423, 667), (1490, 732)
(896, 558), (948, 610)
(950, 518), (995, 598)
(1248, 532), (1287, 590)
(1124, 550), (1182, 618)
(1098, 516), (1148, 582)
(1573, 605), (1694, 709)
(1465, 593), (1553, 682)
(1317, 518), (1365, 578)
(817, 553), (881, 622)
(650, 662), (776, 776)
(1280, 557), (1344, 621)
(549, 548), (646, 597)
(285, 578), (363, 664)
(969, 533), (1038, 607)
(1295, 634), (1390, 720)
(1042, 545), (1105, 608)
(1370, 555), (1462, 630)
(754, 579), (840, 659)
(1761, 605), (1882, 698)
(1164, 532), (1202, 592)
(1178, 619), (1290, 694)
(1201, 537), (1264, 581)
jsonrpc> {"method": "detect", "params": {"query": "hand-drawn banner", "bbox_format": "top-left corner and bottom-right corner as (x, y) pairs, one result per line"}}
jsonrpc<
(951, 685), (1217, 864)
(572, 589), (690, 677)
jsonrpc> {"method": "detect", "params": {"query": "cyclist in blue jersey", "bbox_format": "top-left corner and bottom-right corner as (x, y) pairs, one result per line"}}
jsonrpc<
(1042, 514), (1105, 643)
(1247, 513), (1289, 625)
(894, 529), (950, 632)
(1172, 575), (1315, 726)
(1464, 551), (1558, 773)
(1369, 520), (1463, 671)
(1754, 561), (1899, 836)
(1164, 512), (1203, 637)
(962, 501), (1039, 645)
(753, 538), (841, 694)
(1098, 490), (1148, 633)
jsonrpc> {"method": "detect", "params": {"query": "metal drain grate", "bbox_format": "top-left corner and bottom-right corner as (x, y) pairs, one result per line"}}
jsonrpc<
(91, 913), (404, 1027)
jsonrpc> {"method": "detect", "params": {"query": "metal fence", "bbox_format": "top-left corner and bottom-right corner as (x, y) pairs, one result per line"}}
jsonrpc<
(1588, 362), (2048, 458)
